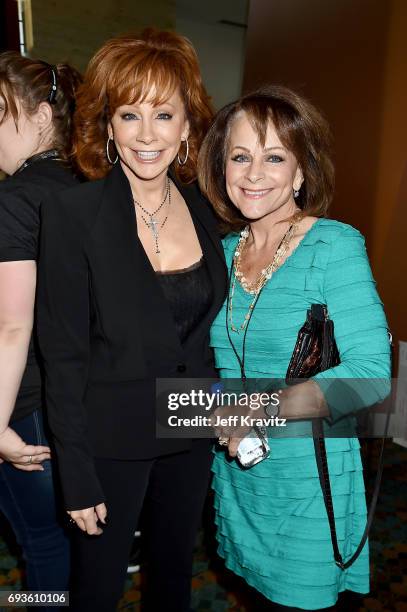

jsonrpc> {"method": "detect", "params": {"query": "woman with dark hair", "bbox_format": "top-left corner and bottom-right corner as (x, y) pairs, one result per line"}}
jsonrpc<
(36, 29), (227, 611)
(198, 85), (390, 610)
(0, 52), (81, 593)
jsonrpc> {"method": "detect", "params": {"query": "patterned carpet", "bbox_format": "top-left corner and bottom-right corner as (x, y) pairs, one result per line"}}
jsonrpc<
(1, 441), (406, 611)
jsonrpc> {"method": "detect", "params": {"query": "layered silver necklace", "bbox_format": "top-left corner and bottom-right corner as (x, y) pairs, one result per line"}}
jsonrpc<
(133, 177), (171, 254)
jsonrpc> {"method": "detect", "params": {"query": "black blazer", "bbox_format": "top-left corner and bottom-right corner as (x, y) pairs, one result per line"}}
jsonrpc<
(37, 162), (227, 510)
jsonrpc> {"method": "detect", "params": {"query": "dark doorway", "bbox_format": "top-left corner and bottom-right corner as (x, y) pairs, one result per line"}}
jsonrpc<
(0, 0), (20, 53)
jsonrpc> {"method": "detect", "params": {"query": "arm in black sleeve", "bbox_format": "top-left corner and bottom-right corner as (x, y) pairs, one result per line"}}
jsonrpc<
(0, 185), (38, 261)
(36, 196), (105, 510)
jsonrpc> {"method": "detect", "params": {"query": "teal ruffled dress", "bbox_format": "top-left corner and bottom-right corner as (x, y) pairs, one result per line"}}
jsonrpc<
(210, 219), (391, 610)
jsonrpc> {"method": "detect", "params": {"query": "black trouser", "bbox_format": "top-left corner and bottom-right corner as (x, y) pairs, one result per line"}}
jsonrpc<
(69, 439), (212, 612)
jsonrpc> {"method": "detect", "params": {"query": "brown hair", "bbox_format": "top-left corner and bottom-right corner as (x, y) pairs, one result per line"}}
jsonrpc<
(73, 28), (214, 182)
(0, 51), (82, 160)
(198, 85), (335, 232)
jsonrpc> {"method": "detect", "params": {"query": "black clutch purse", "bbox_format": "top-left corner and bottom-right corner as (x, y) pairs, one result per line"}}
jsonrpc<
(286, 304), (385, 570)
(286, 304), (339, 378)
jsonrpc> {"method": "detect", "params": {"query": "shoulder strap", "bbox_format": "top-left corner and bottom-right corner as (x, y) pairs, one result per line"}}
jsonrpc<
(312, 416), (389, 569)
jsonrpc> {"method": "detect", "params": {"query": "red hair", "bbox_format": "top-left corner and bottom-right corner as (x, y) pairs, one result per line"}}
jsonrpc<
(73, 29), (213, 182)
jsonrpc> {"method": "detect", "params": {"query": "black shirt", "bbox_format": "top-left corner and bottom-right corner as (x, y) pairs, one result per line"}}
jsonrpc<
(156, 257), (213, 344)
(0, 154), (78, 422)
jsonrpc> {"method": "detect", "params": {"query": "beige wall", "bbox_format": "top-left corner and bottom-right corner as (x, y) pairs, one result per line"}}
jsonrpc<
(30, 0), (175, 70)
(243, 0), (407, 347)
(175, 0), (249, 109)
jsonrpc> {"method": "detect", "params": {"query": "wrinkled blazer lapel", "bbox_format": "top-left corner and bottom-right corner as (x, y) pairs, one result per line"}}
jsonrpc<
(86, 163), (227, 377)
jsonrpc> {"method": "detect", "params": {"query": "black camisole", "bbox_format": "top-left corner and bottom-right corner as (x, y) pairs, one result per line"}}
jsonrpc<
(156, 257), (213, 344)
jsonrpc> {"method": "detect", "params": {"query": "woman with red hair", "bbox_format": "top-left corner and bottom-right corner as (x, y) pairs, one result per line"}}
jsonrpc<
(36, 29), (227, 611)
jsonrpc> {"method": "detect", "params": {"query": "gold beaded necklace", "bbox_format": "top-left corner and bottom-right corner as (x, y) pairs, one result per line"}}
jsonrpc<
(229, 212), (303, 333)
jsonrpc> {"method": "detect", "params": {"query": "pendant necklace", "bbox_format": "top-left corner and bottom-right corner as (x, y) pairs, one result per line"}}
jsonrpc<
(225, 213), (303, 387)
(133, 177), (171, 254)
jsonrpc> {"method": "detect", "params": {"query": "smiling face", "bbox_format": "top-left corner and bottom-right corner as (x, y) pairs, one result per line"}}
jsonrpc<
(108, 86), (189, 182)
(225, 111), (303, 222)
(0, 95), (42, 175)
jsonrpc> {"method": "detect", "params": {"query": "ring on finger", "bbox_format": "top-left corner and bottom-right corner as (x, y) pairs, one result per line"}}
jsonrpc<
(218, 436), (229, 446)
(27, 455), (33, 464)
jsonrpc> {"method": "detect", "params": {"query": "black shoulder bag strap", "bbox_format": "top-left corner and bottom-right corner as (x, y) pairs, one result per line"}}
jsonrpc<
(313, 418), (389, 569)
(312, 303), (392, 570)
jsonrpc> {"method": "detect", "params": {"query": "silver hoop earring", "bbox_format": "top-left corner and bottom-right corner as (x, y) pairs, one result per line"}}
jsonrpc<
(293, 188), (300, 198)
(106, 136), (118, 164)
(177, 138), (189, 166)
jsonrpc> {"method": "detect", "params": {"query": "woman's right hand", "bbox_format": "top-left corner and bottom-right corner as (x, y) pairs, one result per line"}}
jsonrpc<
(67, 502), (107, 535)
(0, 426), (51, 470)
